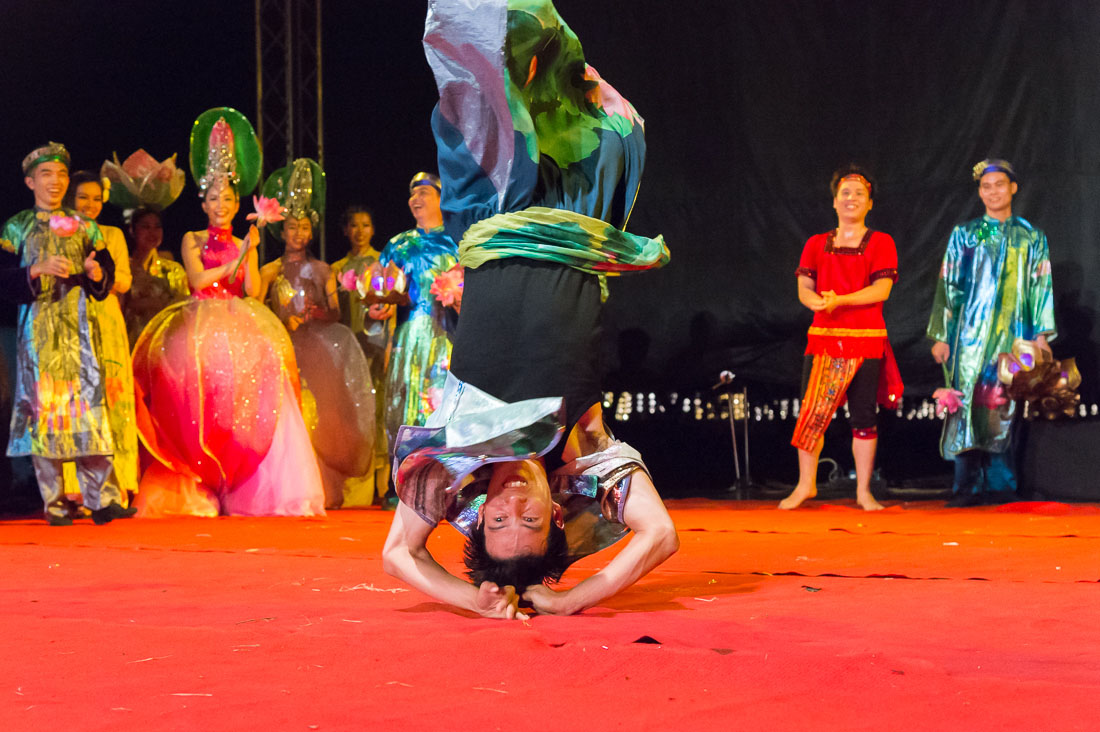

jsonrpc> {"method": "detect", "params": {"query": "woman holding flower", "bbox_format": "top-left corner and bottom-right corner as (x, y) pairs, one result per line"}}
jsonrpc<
(257, 158), (376, 508)
(331, 205), (395, 501)
(130, 108), (324, 517)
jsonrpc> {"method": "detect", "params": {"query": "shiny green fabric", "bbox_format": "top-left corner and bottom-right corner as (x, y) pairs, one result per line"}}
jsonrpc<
(927, 215), (1056, 456)
(3, 209), (113, 458)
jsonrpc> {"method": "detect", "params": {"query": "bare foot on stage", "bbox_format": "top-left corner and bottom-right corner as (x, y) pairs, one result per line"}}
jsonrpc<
(857, 494), (885, 511)
(779, 485), (816, 510)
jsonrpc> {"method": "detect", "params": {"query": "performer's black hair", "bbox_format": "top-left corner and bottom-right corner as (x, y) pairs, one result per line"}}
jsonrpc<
(63, 170), (103, 209)
(464, 521), (571, 590)
(341, 204), (375, 230)
(829, 164), (877, 200)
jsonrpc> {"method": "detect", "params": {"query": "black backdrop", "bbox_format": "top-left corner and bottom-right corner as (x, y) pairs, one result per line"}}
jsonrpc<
(2, 0), (1098, 401)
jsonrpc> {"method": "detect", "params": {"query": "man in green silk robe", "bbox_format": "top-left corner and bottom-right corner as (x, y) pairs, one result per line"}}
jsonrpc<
(927, 159), (1056, 506)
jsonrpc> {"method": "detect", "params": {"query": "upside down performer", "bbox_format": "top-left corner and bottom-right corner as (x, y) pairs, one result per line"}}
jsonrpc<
(383, 0), (678, 619)
(780, 166), (903, 512)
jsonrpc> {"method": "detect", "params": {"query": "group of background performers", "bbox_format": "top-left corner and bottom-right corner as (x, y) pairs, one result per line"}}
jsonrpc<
(1, 106), (463, 525)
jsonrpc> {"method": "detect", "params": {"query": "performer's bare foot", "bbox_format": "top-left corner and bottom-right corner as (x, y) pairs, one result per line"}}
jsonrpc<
(857, 493), (885, 511)
(779, 484), (816, 510)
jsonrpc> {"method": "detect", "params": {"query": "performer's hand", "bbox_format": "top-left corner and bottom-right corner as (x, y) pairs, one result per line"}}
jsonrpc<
(1037, 334), (1052, 355)
(30, 255), (71, 280)
(287, 315), (303, 332)
(475, 581), (527, 620)
(245, 225), (260, 251)
(368, 303), (395, 320)
(83, 251), (103, 282)
(805, 292), (827, 311)
(931, 341), (950, 364)
(821, 290), (843, 313)
(521, 584), (573, 616)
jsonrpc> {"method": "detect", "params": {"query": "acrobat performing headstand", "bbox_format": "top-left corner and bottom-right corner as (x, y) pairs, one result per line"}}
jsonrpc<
(383, 0), (678, 619)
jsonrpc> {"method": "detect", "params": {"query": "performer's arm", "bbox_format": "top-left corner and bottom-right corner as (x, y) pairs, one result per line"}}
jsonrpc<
(798, 275), (826, 311)
(382, 501), (527, 619)
(928, 227), (966, 362)
(82, 247), (115, 301)
(523, 471), (679, 615)
(822, 277), (893, 312)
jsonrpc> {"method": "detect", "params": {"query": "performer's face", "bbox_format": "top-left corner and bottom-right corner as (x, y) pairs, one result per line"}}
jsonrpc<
(202, 184), (240, 228)
(344, 212), (375, 251)
(978, 172), (1016, 216)
(408, 185), (441, 225)
(25, 161), (69, 210)
(833, 179), (872, 224)
(131, 212), (164, 254)
(479, 459), (563, 560)
(283, 217), (313, 251)
(72, 181), (104, 221)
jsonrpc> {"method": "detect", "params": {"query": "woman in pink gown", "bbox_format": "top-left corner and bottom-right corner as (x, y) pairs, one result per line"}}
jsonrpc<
(131, 109), (324, 516)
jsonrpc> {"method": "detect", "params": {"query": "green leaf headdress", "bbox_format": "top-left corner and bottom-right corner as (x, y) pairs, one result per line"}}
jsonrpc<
(189, 107), (262, 196)
(261, 158), (325, 240)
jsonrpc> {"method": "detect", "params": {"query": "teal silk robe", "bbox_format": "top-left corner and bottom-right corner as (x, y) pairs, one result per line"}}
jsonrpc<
(927, 215), (1056, 457)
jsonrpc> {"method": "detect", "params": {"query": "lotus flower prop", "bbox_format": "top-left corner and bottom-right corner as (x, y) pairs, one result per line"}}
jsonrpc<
(430, 264), (464, 308)
(49, 214), (81, 238)
(974, 382), (1008, 410)
(933, 387), (963, 416)
(246, 195), (285, 228)
(100, 150), (186, 210)
(997, 338), (1082, 420)
(338, 261), (408, 305)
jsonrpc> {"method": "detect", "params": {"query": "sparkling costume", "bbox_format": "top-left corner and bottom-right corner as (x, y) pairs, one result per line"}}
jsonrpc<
(331, 247), (393, 500)
(86, 224), (138, 498)
(130, 109), (324, 516)
(0, 206), (117, 518)
(379, 225), (457, 447)
(791, 230), (902, 451)
(927, 214), (1056, 493)
(125, 250), (189, 345)
(392, 0), (668, 548)
(395, 374), (640, 562)
(133, 228), (324, 516)
(261, 157), (377, 507)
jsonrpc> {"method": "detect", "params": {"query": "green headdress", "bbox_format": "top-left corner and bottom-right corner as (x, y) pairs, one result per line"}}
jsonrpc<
(189, 107), (262, 196)
(262, 158), (325, 237)
(22, 142), (70, 175)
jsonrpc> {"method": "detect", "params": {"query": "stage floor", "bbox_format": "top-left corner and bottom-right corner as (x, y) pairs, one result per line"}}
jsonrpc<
(3, 500), (1098, 731)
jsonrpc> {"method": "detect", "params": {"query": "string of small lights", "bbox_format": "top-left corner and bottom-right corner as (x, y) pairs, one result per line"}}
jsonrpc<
(604, 391), (1100, 423)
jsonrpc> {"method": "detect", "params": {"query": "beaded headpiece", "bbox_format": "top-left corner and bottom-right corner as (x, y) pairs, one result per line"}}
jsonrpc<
(189, 107), (262, 197)
(262, 158), (326, 234)
(972, 158), (1017, 183)
(22, 142), (70, 175)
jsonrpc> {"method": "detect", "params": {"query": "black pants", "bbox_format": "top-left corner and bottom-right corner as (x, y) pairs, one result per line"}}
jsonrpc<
(801, 355), (881, 430)
(450, 259), (605, 470)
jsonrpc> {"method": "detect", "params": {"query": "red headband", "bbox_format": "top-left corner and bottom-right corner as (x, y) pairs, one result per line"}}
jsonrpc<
(839, 174), (872, 193)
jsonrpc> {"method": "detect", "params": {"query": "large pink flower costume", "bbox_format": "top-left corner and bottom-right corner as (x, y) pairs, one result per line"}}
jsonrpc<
(131, 108), (323, 516)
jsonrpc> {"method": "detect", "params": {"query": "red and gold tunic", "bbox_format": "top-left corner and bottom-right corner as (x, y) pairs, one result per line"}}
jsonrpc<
(796, 229), (898, 359)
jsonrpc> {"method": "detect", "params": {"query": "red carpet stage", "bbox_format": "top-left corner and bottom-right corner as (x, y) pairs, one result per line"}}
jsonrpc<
(3, 500), (1098, 731)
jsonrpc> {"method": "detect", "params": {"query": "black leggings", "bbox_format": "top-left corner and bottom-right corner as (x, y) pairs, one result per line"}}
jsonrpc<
(801, 356), (881, 430)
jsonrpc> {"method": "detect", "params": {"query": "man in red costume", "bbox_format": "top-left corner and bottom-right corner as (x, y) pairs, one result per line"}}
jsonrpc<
(781, 165), (902, 511)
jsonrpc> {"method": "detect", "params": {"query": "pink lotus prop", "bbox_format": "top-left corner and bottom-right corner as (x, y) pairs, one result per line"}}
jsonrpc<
(932, 387), (963, 416)
(430, 264), (464, 308)
(246, 196), (285, 228)
(49, 214), (81, 238)
(338, 268), (359, 293)
(99, 150), (186, 210)
(974, 382), (1008, 410)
